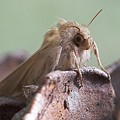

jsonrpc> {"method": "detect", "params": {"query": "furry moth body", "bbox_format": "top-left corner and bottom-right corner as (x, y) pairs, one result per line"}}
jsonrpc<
(0, 19), (110, 101)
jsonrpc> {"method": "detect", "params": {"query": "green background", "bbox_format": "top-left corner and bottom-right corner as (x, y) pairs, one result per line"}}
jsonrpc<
(0, 0), (120, 67)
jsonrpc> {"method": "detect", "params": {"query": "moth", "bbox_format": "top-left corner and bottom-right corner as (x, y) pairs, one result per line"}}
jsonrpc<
(0, 9), (110, 102)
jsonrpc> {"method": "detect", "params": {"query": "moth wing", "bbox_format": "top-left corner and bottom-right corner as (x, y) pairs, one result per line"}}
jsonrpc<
(0, 43), (62, 101)
(0, 49), (45, 98)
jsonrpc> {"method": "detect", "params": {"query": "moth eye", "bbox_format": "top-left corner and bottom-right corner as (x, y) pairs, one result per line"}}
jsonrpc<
(73, 33), (84, 47)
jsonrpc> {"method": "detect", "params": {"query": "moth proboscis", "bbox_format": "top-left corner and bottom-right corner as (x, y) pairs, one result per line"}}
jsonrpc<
(0, 9), (110, 102)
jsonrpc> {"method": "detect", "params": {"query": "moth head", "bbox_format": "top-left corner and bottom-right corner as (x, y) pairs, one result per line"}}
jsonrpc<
(72, 25), (93, 50)
(56, 17), (93, 50)
(73, 31), (92, 50)
(72, 9), (103, 50)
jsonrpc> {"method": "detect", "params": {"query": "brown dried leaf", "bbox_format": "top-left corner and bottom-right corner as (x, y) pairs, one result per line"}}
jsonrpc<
(12, 67), (115, 120)
(107, 60), (120, 120)
(0, 97), (25, 120)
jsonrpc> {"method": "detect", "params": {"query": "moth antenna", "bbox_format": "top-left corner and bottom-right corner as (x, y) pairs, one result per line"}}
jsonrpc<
(68, 26), (80, 32)
(87, 9), (103, 27)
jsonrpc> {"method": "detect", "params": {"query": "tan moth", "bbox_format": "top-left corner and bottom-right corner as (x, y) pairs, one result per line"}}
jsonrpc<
(0, 9), (110, 101)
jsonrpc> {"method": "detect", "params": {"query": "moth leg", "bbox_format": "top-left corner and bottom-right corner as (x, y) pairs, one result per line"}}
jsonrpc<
(72, 51), (83, 87)
(22, 85), (38, 98)
(92, 41), (111, 80)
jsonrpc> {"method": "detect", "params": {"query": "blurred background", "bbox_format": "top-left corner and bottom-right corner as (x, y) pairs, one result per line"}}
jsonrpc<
(0, 0), (120, 67)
